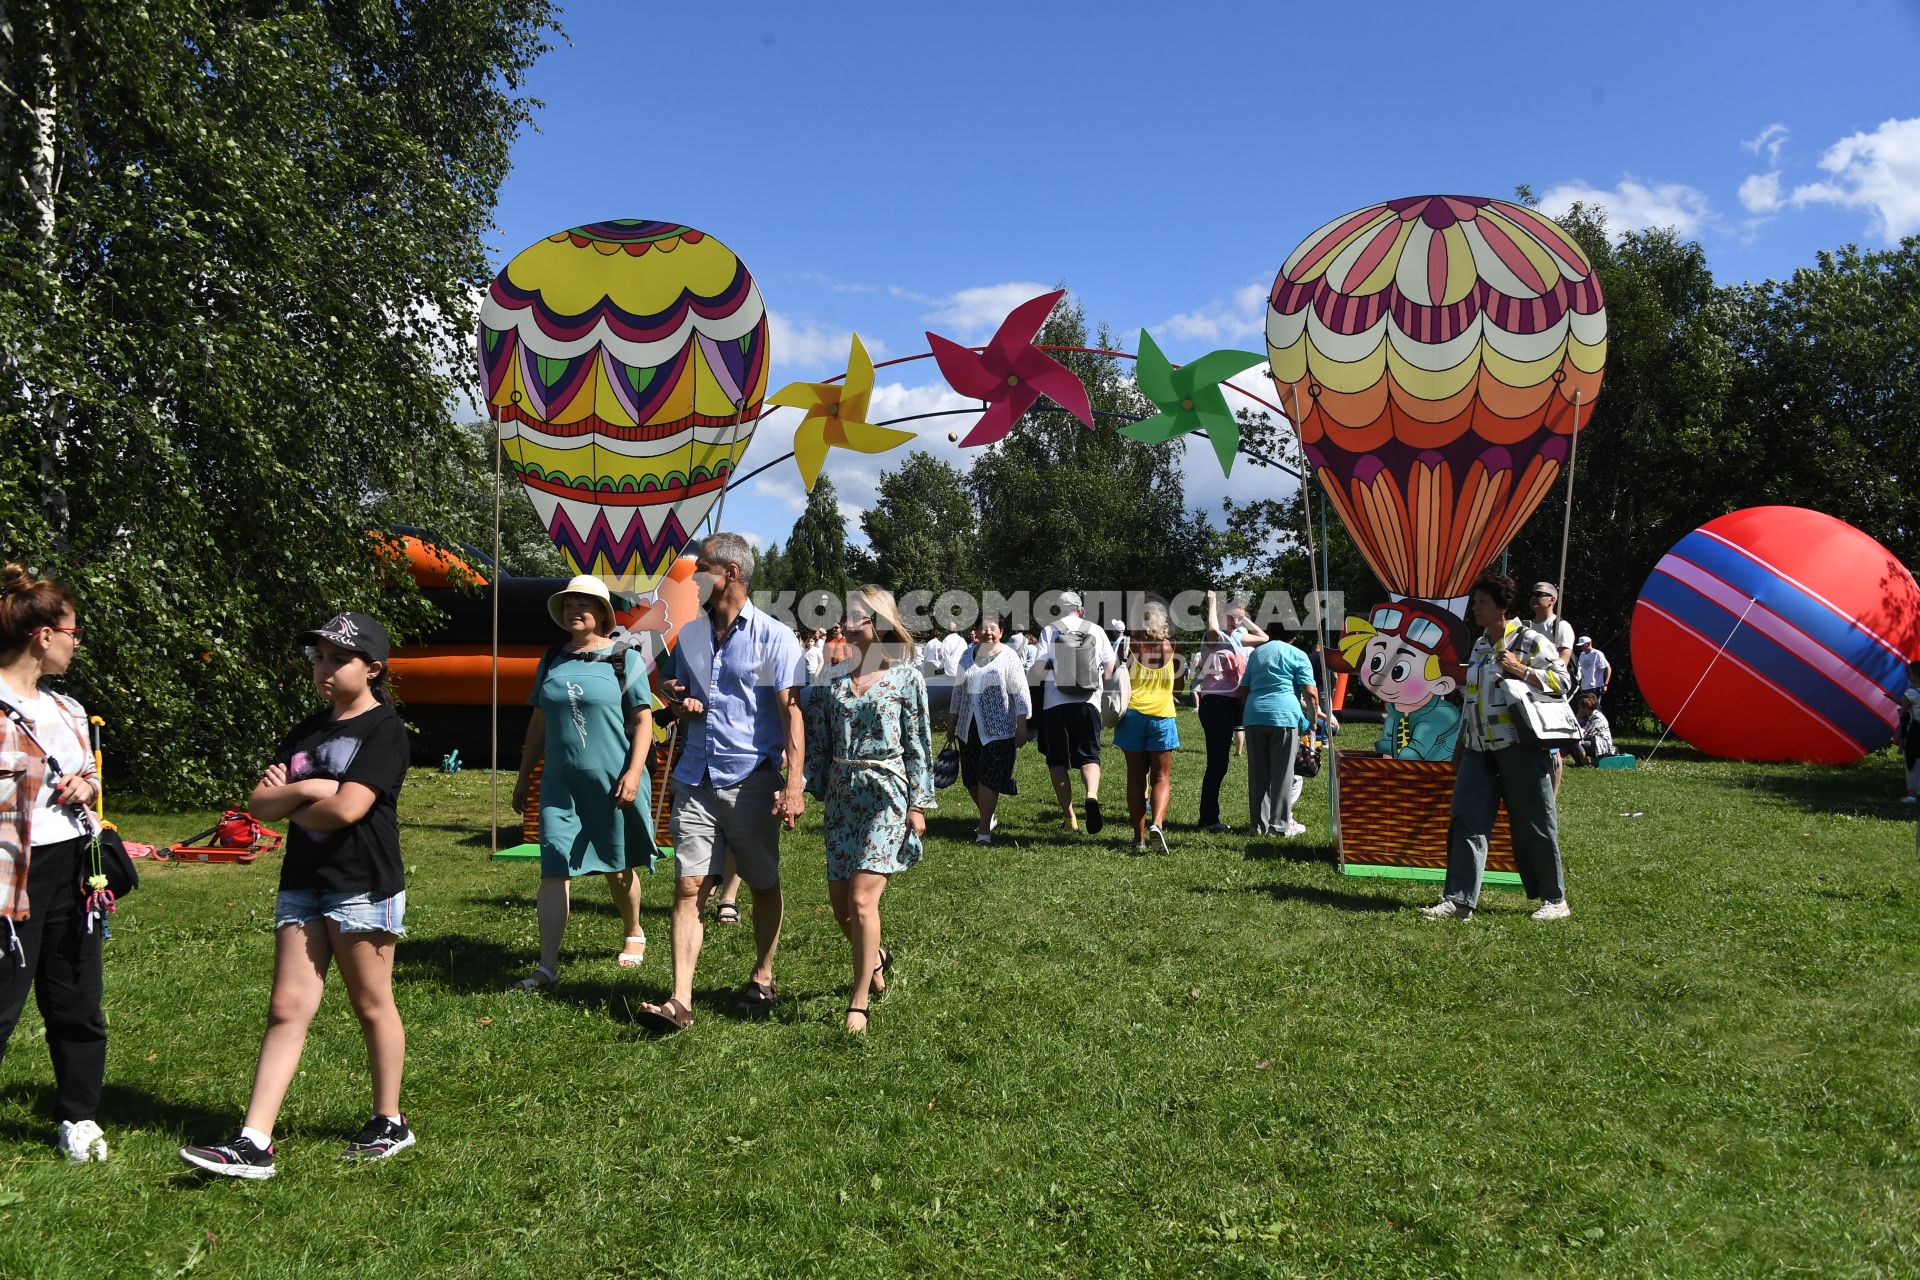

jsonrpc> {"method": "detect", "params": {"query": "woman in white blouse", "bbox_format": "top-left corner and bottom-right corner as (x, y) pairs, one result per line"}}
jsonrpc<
(945, 614), (1031, 845)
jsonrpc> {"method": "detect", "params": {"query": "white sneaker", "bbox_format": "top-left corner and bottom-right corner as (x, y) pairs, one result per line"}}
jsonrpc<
(59, 1119), (107, 1163)
(1283, 820), (1307, 838)
(1147, 824), (1169, 855)
(1418, 899), (1473, 921)
(1530, 900), (1571, 922)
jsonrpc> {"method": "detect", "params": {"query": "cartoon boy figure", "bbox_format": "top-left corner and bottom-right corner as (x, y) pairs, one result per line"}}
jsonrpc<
(1337, 602), (1465, 761)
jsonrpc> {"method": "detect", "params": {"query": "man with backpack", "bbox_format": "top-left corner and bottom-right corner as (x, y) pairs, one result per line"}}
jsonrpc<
(1036, 591), (1117, 834)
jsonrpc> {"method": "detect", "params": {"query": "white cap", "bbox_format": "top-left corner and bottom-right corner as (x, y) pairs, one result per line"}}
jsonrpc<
(1057, 590), (1083, 611)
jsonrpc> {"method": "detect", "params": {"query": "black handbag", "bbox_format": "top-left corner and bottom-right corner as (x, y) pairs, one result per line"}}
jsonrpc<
(1294, 731), (1322, 779)
(90, 826), (139, 899)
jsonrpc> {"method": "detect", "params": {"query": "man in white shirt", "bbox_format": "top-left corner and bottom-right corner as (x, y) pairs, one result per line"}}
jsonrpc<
(1526, 582), (1576, 667)
(1527, 581), (1576, 795)
(1575, 635), (1611, 699)
(1036, 591), (1118, 833)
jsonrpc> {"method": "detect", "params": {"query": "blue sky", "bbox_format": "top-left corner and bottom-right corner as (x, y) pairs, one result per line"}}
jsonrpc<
(484, 0), (1920, 554)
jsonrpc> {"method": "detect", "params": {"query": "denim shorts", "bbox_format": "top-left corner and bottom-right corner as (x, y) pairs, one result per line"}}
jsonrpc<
(1114, 709), (1180, 753)
(274, 889), (406, 936)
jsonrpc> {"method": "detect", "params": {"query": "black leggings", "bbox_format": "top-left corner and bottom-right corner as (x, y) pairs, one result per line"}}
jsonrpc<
(0, 836), (106, 1122)
(1197, 695), (1242, 826)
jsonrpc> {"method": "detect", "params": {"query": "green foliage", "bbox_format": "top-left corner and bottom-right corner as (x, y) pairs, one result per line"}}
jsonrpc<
(375, 422), (567, 581)
(860, 451), (979, 594)
(782, 474), (852, 602)
(6, 728), (1914, 1277)
(0, 1), (559, 799)
(965, 296), (1220, 597)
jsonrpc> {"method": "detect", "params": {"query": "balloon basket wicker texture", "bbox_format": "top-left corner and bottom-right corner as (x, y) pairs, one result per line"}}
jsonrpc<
(1334, 751), (1520, 885)
(491, 733), (682, 863)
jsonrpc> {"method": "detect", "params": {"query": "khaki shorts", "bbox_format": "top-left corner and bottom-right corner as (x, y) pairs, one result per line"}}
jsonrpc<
(671, 767), (783, 890)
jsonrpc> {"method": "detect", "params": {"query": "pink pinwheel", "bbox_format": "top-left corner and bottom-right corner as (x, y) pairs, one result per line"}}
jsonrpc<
(925, 289), (1094, 447)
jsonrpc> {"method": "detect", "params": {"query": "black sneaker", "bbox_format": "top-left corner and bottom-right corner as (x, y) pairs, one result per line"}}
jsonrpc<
(342, 1114), (416, 1161)
(1084, 798), (1104, 834)
(179, 1133), (276, 1180)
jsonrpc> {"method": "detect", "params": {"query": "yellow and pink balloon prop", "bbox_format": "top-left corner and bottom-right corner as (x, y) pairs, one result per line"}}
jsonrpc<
(477, 220), (769, 592)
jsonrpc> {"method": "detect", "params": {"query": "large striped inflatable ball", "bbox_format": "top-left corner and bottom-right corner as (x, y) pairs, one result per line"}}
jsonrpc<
(1631, 507), (1920, 764)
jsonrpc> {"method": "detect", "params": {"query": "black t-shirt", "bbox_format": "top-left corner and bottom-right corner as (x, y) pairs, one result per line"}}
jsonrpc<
(271, 703), (409, 898)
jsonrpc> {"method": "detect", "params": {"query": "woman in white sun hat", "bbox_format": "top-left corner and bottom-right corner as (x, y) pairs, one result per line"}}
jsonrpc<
(507, 575), (662, 990)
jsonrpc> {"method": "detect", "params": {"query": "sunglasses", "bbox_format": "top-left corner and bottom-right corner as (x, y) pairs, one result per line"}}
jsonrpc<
(1531, 592), (1554, 599)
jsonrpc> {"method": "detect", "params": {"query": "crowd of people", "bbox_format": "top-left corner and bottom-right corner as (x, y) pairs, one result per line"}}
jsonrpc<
(0, 541), (1623, 1179)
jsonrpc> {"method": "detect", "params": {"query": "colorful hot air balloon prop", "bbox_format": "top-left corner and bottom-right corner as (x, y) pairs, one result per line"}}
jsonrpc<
(1268, 195), (1607, 600)
(477, 220), (770, 593)
(1632, 506), (1920, 765)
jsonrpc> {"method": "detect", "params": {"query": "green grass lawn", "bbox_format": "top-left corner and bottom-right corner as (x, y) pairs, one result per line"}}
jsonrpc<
(3, 713), (1917, 1279)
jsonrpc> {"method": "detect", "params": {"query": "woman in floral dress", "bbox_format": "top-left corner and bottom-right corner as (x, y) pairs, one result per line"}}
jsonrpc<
(804, 585), (934, 1033)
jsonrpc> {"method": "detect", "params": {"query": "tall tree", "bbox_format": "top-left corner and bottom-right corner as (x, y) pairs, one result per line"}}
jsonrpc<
(784, 475), (851, 603)
(0, 1), (558, 796)
(966, 296), (1218, 600)
(861, 451), (978, 595)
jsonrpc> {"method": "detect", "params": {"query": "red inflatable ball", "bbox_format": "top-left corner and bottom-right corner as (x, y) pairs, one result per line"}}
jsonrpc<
(1631, 506), (1920, 764)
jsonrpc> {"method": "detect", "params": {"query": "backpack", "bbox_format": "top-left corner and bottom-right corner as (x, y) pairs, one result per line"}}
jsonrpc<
(1051, 623), (1102, 697)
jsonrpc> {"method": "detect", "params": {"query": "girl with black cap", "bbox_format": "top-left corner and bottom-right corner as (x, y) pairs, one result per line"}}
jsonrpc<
(181, 611), (414, 1179)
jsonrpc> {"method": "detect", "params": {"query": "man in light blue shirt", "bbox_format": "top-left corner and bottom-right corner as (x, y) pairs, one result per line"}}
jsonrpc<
(638, 533), (806, 1034)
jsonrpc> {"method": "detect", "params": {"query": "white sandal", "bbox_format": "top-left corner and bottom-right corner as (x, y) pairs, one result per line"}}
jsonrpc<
(616, 933), (647, 968)
(510, 965), (557, 992)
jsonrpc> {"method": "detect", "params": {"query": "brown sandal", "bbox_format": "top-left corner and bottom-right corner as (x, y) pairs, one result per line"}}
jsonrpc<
(636, 996), (694, 1034)
(736, 979), (777, 1015)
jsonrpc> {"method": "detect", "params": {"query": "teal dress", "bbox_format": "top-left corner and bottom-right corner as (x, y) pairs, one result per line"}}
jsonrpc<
(803, 665), (936, 881)
(529, 639), (662, 879)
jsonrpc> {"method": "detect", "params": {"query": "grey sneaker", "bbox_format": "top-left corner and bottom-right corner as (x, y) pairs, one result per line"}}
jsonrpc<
(1147, 824), (1169, 855)
(1418, 899), (1473, 921)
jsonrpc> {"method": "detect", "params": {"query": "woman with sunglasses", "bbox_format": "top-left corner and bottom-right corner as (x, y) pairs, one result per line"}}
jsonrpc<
(0, 563), (108, 1163)
(803, 586), (934, 1032)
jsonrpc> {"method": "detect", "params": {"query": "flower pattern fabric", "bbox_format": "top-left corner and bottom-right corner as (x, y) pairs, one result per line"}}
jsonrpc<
(804, 664), (937, 881)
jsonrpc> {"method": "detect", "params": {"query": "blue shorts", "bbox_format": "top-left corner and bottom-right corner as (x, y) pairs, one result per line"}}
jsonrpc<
(274, 889), (407, 936)
(1114, 709), (1180, 753)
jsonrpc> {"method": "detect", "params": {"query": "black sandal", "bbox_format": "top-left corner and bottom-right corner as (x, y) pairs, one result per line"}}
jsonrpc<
(845, 1006), (870, 1032)
(736, 978), (777, 1015)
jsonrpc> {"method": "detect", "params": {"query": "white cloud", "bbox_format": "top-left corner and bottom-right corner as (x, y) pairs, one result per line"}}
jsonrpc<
(766, 310), (885, 375)
(1158, 280), (1272, 343)
(1787, 116), (1920, 242)
(1739, 170), (1785, 214)
(749, 474), (807, 515)
(921, 282), (1055, 339)
(739, 530), (767, 551)
(1537, 178), (1713, 239)
(1743, 123), (1790, 166)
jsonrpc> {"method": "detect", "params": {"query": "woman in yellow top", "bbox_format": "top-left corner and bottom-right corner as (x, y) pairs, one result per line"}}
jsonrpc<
(1113, 600), (1179, 854)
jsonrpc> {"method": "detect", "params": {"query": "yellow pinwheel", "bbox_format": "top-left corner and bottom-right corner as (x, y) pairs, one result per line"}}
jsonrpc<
(766, 334), (917, 492)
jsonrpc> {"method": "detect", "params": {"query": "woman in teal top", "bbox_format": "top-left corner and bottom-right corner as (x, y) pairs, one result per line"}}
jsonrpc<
(509, 576), (661, 991)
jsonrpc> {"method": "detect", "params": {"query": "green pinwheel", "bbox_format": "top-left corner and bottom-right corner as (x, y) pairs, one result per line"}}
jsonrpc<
(1119, 329), (1267, 476)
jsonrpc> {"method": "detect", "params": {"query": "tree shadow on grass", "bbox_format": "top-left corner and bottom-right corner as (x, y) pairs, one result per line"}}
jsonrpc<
(1189, 881), (1403, 913)
(1711, 764), (1904, 818)
(0, 1081), (232, 1143)
(393, 930), (833, 1028)
(1243, 838), (1336, 866)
